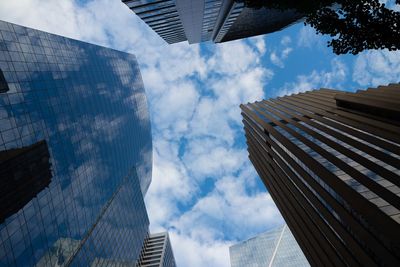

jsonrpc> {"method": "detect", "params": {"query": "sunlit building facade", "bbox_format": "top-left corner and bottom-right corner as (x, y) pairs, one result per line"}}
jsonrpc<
(241, 85), (400, 266)
(0, 20), (175, 267)
(230, 224), (309, 267)
(137, 232), (176, 267)
(122, 0), (303, 44)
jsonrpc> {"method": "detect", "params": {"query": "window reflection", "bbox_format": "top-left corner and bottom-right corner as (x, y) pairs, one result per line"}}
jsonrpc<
(0, 140), (51, 223)
(0, 68), (9, 93)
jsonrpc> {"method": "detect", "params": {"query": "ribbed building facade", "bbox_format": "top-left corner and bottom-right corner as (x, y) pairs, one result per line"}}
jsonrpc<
(137, 232), (176, 267)
(241, 84), (400, 266)
(121, 0), (187, 44)
(0, 20), (175, 267)
(230, 224), (309, 267)
(122, 0), (303, 44)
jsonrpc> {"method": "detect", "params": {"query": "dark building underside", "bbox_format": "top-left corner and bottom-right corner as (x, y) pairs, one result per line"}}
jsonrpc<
(220, 7), (303, 42)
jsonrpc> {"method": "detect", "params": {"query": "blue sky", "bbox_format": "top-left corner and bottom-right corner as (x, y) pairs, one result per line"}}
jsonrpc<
(1, 0), (399, 266)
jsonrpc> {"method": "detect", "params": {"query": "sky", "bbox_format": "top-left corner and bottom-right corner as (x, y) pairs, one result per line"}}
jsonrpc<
(0, 0), (399, 266)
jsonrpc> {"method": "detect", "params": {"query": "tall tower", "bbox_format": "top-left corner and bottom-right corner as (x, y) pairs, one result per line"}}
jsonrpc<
(230, 224), (309, 267)
(0, 20), (175, 267)
(122, 0), (303, 44)
(241, 84), (400, 266)
(137, 232), (176, 267)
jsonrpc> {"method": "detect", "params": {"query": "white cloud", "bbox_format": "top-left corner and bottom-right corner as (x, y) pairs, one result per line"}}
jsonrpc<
(353, 50), (400, 87)
(171, 167), (283, 243)
(142, 23), (276, 267)
(270, 52), (283, 68)
(277, 58), (348, 96)
(270, 36), (293, 68)
(297, 25), (325, 49)
(281, 35), (292, 46)
(170, 231), (232, 267)
(207, 40), (260, 74)
(282, 47), (293, 59)
(145, 139), (195, 226)
(151, 81), (200, 135)
(166, 166), (283, 267)
(249, 35), (267, 55)
(0, 0), (115, 46)
(187, 98), (236, 145)
(183, 139), (247, 180)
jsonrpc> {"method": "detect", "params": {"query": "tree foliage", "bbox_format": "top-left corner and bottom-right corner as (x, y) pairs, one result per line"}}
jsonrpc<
(239, 0), (400, 55)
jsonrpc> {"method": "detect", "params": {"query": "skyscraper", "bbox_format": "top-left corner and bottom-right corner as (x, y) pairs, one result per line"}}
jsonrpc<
(137, 232), (176, 267)
(0, 20), (175, 267)
(122, 0), (303, 44)
(229, 224), (309, 267)
(241, 84), (400, 266)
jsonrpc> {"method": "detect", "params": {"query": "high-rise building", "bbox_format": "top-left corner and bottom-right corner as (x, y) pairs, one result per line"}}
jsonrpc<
(229, 224), (309, 267)
(241, 84), (400, 266)
(137, 232), (176, 267)
(122, 0), (303, 44)
(0, 20), (175, 267)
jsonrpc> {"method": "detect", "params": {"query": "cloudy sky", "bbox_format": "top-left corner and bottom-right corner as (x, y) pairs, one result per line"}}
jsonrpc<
(1, 0), (399, 266)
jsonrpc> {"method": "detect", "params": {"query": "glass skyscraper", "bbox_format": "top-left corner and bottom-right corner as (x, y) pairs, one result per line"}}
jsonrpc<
(122, 0), (303, 44)
(241, 85), (400, 266)
(230, 224), (309, 267)
(0, 20), (175, 267)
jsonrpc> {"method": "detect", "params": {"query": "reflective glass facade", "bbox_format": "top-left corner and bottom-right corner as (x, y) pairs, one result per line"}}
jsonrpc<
(0, 20), (153, 266)
(229, 225), (309, 267)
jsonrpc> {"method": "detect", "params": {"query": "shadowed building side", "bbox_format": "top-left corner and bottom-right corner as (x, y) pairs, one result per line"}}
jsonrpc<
(220, 7), (303, 42)
(121, 0), (187, 44)
(122, 0), (302, 44)
(241, 84), (400, 266)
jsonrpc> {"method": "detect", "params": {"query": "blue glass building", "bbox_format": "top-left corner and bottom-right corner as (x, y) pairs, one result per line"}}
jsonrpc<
(0, 20), (169, 266)
(230, 224), (309, 267)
